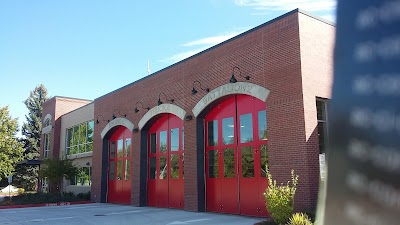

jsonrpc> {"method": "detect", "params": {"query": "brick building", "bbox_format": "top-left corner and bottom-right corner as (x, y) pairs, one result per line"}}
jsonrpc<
(40, 9), (334, 216)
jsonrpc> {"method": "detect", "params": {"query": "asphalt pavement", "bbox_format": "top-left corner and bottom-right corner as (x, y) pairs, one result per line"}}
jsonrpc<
(0, 203), (265, 225)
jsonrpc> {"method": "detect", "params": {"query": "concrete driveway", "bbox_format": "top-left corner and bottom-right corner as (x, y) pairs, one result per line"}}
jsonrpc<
(0, 203), (265, 225)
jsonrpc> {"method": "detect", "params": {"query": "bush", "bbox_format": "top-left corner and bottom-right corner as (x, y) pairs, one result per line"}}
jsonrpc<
(264, 168), (299, 225)
(18, 188), (25, 195)
(287, 213), (313, 225)
(0, 191), (91, 206)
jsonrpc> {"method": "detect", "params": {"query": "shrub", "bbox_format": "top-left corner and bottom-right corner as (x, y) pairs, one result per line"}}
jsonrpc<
(18, 188), (25, 195)
(287, 213), (313, 225)
(264, 167), (299, 225)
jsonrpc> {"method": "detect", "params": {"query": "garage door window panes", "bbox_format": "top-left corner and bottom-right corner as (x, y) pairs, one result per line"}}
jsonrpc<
(66, 120), (94, 155)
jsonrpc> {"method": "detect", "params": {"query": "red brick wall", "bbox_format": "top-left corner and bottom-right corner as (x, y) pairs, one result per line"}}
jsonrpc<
(41, 98), (56, 160)
(91, 10), (334, 212)
(299, 13), (335, 210)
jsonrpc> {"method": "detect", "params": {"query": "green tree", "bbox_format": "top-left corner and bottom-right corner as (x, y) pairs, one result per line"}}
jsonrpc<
(14, 85), (49, 191)
(38, 158), (78, 193)
(0, 106), (24, 180)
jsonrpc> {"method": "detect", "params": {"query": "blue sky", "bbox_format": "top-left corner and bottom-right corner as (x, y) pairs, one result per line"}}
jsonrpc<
(0, 0), (336, 135)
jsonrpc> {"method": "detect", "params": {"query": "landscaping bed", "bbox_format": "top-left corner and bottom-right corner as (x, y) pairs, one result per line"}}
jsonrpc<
(0, 191), (91, 207)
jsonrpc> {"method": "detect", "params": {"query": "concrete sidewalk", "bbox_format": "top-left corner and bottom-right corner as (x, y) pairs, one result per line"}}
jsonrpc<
(0, 203), (265, 225)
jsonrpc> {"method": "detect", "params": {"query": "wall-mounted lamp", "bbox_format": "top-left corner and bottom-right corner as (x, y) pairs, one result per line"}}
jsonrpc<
(192, 80), (210, 95)
(158, 92), (174, 106)
(185, 115), (193, 121)
(134, 101), (150, 113)
(96, 115), (107, 124)
(112, 109), (127, 119)
(229, 66), (250, 83)
(86, 162), (91, 166)
(132, 128), (139, 133)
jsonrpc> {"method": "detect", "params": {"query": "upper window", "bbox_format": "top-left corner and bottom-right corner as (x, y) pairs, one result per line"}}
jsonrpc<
(317, 98), (328, 154)
(43, 114), (52, 127)
(44, 118), (51, 127)
(66, 120), (94, 155)
(44, 133), (50, 159)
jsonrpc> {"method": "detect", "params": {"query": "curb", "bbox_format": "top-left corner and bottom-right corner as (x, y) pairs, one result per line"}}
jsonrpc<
(0, 201), (93, 209)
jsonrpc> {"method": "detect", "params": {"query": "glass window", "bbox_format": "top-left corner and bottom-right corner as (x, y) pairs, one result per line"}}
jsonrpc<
(41, 178), (48, 193)
(208, 150), (218, 178)
(241, 146), (254, 178)
(65, 120), (94, 155)
(79, 123), (87, 146)
(317, 99), (328, 154)
(171, 154), (179, 179)
(150, 133), (156, 154)
(222, 117), (234, 145)
(125, 138), (131, 157)
(110, 142), (116, 159)
(258, 110), (267, 140)
(87, 121), (94, 143)
(240, 113), (253, 143)
(318, 122), (326, 154)
(117, 160), (122, 180)
(150, 157), (156, 179)
(73, 126), (79, 150)
(45, 119), (51, 127)
(159, 156), (167, 179)
(317, 100), (326, 121)
(124, 160), (130, 180)
(160, 131), (167, 153)
(207, 120), (218, 146)
(86, 143), (93, 152)
(224, 148), (235, 178)
(77, 167), (91, 186)
(44, 133), (50, 159)
(109, 162), (115, 180)
(66, 128), (73, 148)
(170, 128), (179, 151)
(260, 144), (269, 177)
(117, 139), (123, 157)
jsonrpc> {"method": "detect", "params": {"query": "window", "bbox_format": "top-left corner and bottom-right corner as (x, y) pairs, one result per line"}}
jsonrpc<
(317, 98), (328, 154)
(41, 178), (48, 193)
(69, 167), (91, 186)
(44, 133), (50, 159)
(44, 118), (51, 127)
(66, 120), (94, 155)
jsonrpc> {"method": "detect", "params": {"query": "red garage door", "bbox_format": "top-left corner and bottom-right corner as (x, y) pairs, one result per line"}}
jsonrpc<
(147, 114), (184, 209)
(205, 95), (269, 216)
(107, 127), (132, 204)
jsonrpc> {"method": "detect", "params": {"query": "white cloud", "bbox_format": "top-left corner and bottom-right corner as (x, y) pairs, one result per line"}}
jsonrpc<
(163, 47), (209, 63)
(163, 29), (247, 63)
(235, 0), (336, 15)
(181, 31), (243, 47)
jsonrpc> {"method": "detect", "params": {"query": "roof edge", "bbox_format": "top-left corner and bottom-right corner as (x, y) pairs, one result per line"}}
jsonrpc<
(297, 8), (336, 27)
(95, 8), (302, 101)
(94, 9), (335, 101)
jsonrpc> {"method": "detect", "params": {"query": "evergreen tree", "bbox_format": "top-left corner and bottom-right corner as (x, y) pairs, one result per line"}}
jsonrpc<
(14, 84), (49, 191)
(0, 106), (24, 180)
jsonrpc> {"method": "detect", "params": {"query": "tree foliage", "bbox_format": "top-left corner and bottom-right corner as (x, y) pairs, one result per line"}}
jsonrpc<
(0, 106), (24, 180)
(14, 84), (49, 191)
(38, 158), (78, 193)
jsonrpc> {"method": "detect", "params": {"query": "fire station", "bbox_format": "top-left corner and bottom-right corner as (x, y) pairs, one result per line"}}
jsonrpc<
(40, 9), (334, 217)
